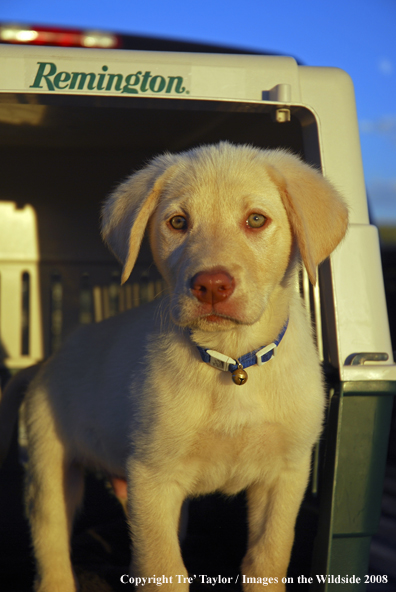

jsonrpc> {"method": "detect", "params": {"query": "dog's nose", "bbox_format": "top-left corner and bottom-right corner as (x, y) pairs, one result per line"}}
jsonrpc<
(190, 271), (235, 304)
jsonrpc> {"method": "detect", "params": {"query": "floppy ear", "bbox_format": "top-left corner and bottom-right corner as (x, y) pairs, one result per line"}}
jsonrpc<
(101, 154), (177, 284)
(266, 151), (348, 284)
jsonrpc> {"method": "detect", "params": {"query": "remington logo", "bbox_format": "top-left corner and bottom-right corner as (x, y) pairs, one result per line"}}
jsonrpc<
(29, 62), (187, 95)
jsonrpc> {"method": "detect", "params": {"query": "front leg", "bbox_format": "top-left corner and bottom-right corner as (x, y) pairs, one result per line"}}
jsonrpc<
(127, 460), (188, 591)
(242, 459), (311, 591)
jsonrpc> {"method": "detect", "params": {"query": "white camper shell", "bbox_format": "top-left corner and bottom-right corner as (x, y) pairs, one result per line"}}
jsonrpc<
(0, 45), (395, 590)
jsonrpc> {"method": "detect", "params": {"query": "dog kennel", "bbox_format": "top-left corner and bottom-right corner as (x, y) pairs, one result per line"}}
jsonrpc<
(0, 44), (395, 590)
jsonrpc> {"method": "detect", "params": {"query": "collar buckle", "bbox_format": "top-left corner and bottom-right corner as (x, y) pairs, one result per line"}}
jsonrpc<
(206, 349), (237, 372)
(255, 343), (277, 366)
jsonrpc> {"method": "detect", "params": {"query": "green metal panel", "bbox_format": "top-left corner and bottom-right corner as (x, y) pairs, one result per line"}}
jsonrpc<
(328, 537), (372, 589)
(310, 381), (395, 591)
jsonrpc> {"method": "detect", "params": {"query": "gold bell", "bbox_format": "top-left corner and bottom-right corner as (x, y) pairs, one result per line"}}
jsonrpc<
(232, 363), (248, 386)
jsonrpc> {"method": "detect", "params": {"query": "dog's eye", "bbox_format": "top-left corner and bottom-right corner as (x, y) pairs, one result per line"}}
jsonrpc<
(246, 213), (267, 228)
(169, 215), (188, 230)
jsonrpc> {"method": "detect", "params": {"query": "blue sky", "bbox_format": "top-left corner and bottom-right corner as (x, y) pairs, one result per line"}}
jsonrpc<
(1, 0), (395, 223)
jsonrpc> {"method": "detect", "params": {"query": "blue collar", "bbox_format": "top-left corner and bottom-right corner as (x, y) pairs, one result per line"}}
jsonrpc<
(191, 318), (289, 375)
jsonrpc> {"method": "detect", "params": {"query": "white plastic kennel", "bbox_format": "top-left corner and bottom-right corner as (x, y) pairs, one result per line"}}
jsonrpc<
(0, 45), (393, 379)
(0, 45), (395, 590)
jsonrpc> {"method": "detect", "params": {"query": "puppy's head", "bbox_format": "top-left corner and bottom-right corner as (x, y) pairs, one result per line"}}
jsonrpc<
(102, 143), (348, 329)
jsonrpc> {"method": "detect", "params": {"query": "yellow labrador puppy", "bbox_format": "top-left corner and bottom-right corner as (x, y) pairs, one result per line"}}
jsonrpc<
(4, 143), (348, 591)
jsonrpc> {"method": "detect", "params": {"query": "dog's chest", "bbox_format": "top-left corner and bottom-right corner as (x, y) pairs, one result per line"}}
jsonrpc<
(187, 423), (288, 495)
(180, 398), (294, 496)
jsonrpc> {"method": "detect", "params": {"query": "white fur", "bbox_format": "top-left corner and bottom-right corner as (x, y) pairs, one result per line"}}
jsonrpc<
(1, 142), (348, 591)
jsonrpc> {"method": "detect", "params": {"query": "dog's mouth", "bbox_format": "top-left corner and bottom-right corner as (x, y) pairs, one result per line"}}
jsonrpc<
(205, 313), (227, 322)
(202, 313), (237, 324)
(193, 298), (240, 320)
(170, 288), (263, 330)
(188, 309), (245, 331)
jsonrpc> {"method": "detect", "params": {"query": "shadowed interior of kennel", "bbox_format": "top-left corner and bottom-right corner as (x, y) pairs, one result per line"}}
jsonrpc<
(0, 93), (392, 591)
